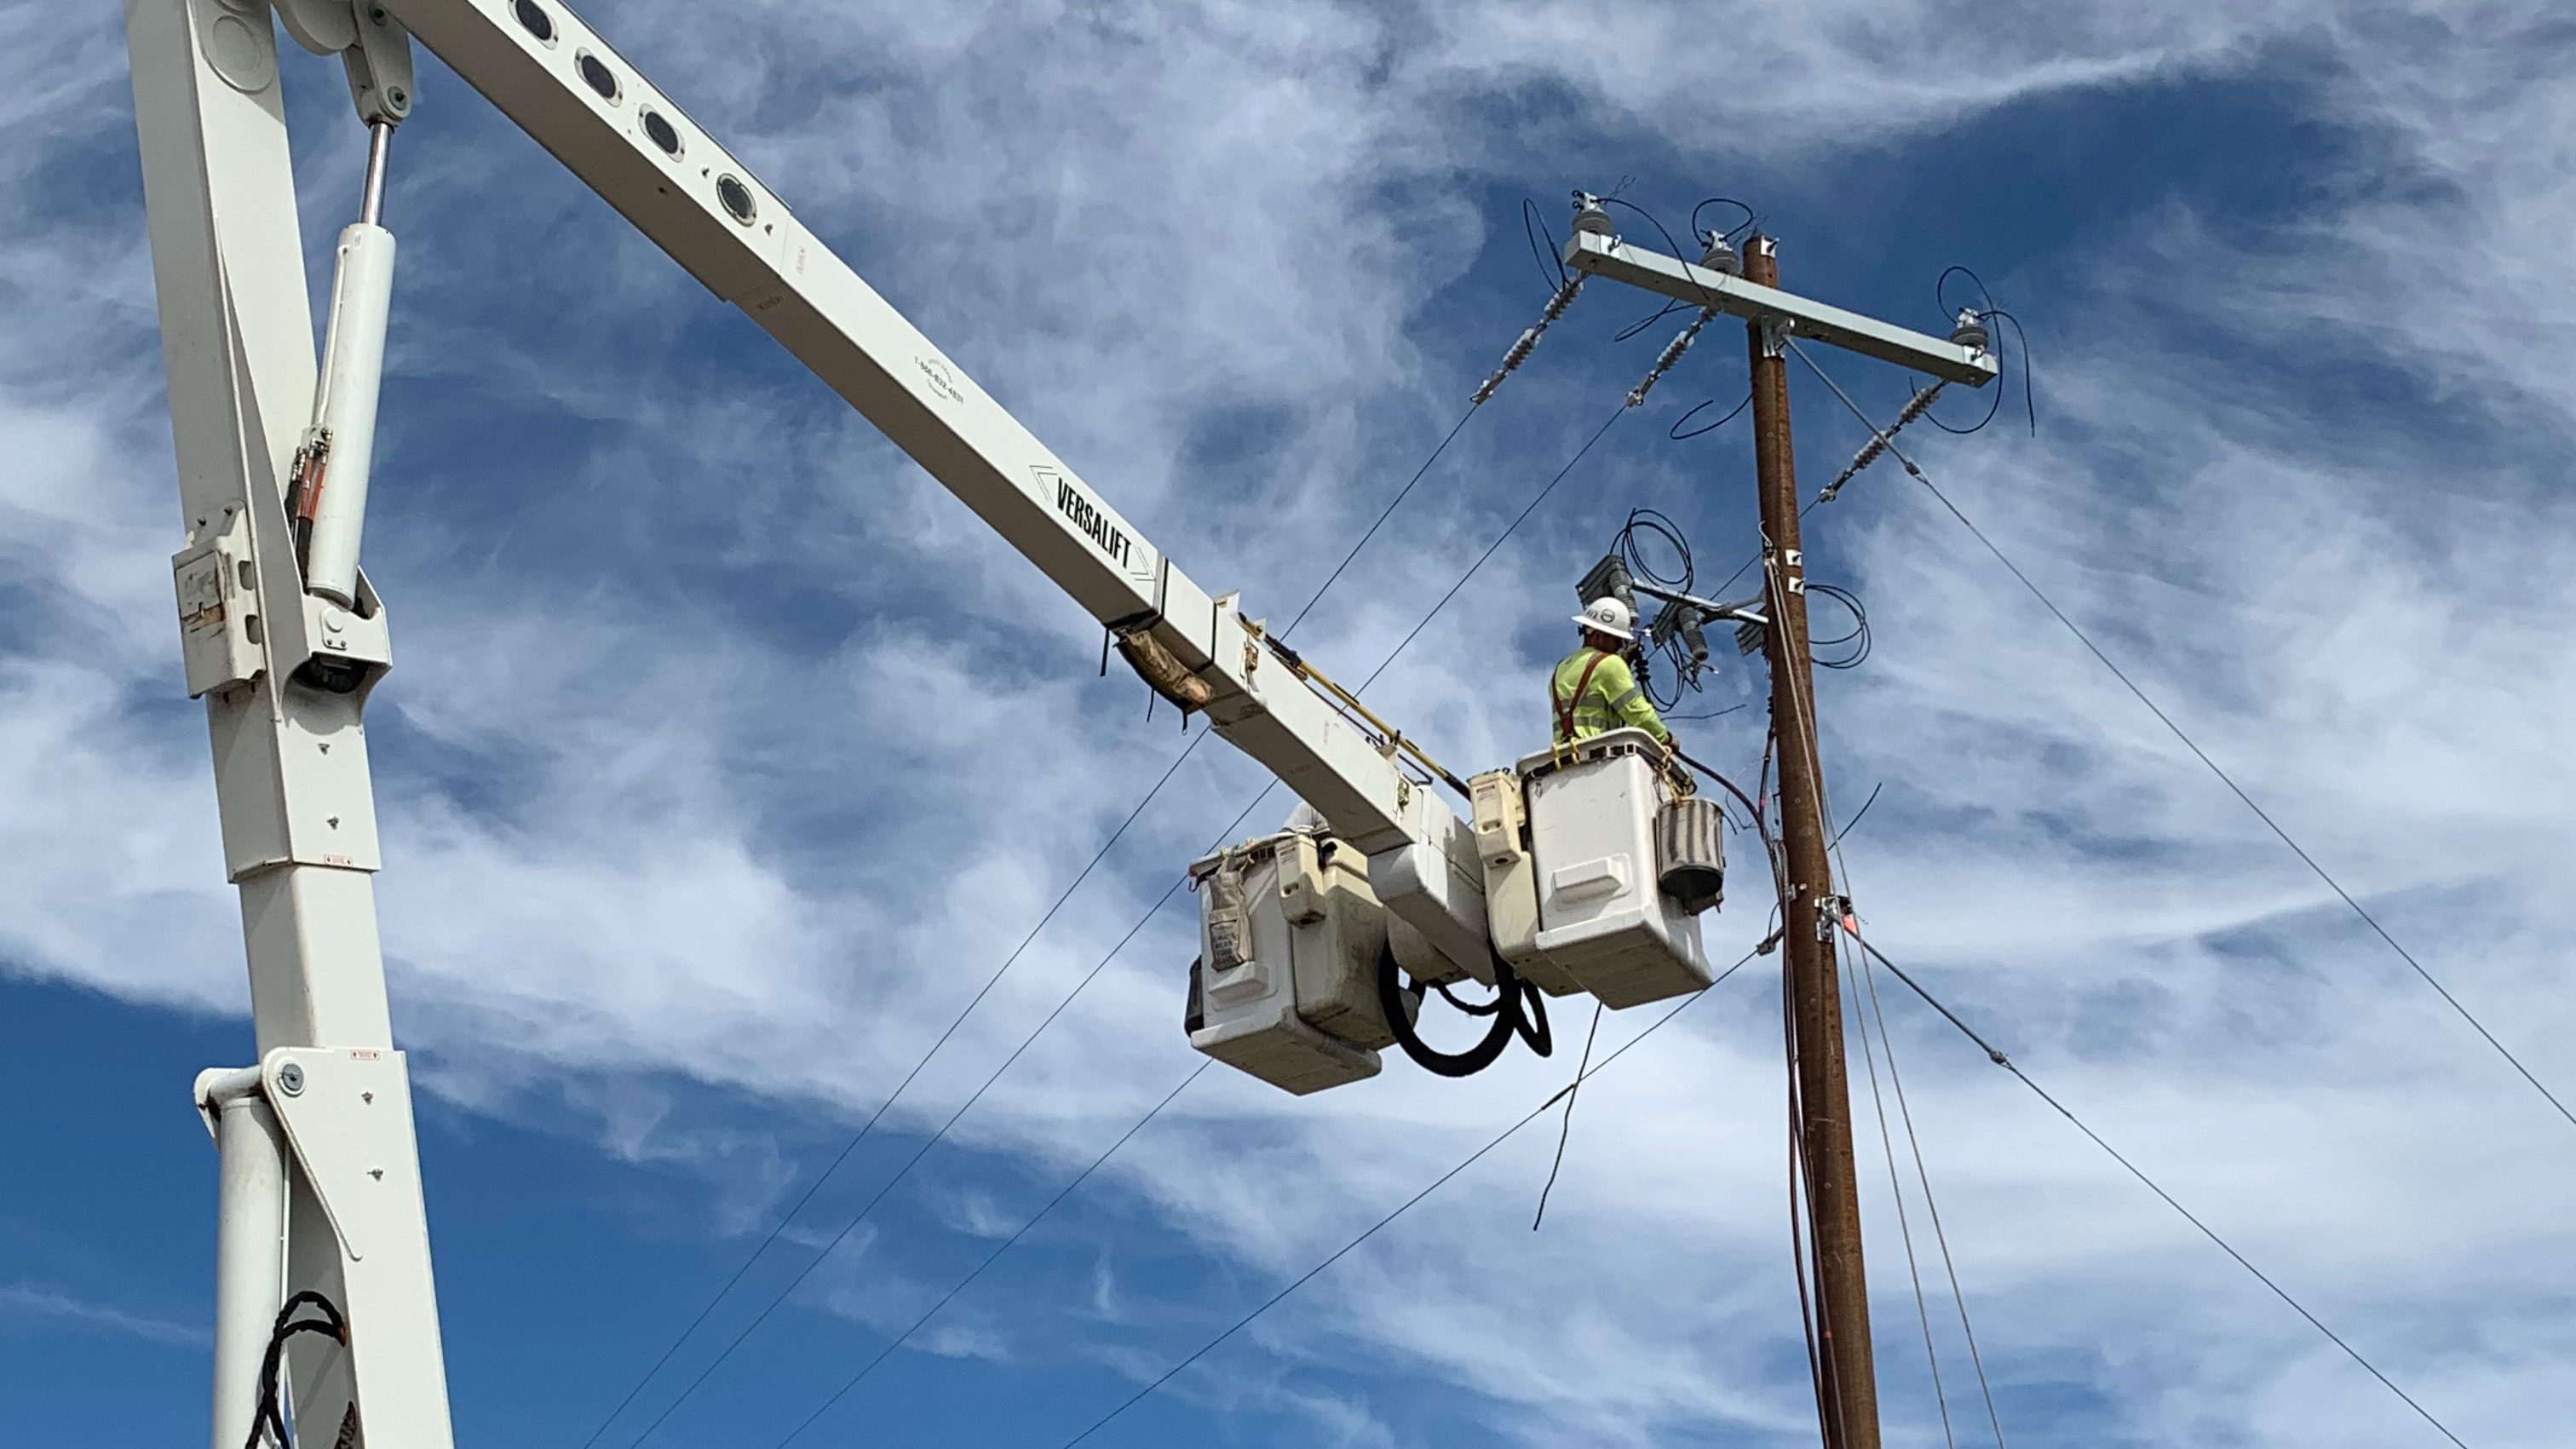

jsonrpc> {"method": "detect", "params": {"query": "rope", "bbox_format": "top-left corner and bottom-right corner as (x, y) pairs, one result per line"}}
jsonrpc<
(1531, 1000), (1605, 1230)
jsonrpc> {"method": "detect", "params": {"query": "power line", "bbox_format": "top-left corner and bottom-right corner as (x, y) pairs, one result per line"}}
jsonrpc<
(1849, 940), (2007, 1449)
(628, 394), (1632, 1443)
(1837, 922), (2470, 1449)
(768, 1061), (1216, 1447)
(1366, 405), (1625, 687)
(1049, 948), (1762, 1449)
(1843, 935), (1960, 1449)
(579, 396), (1492, 1447)
(610, 853), (1239, 1449)
(572, 739), (1206, 1449)
(747, 397), (1650, 1439)
(1285, 404), (1479, 636)
(1785, 337), (2576, 1137)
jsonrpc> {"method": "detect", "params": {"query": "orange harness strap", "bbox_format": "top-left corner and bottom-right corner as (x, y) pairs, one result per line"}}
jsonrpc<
(1552, 650), (1610, 743)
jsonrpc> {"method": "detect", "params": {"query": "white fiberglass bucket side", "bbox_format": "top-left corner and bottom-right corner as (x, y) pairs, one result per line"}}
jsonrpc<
(1186, 830), (1391, 1095)
(1515, 729), (1712, 1009)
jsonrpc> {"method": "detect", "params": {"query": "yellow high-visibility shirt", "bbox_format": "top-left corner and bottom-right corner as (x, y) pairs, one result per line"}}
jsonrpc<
(1550, 647), (1670, 745)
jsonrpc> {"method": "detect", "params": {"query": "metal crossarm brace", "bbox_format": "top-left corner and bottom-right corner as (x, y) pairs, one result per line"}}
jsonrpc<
(1560, 229), (1998, 386)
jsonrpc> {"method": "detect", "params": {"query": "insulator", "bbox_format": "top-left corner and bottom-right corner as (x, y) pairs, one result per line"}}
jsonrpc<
(1472, 274), (1584, 405)
(1570, 191), (1613, 236)
(1698, 233), (1742, 276)
(1950, 308), (1989, 352)
(1624, 309), (1711, 409)
(1815, 380), (1944, 503)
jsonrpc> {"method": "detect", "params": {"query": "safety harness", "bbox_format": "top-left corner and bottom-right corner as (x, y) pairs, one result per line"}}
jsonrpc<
(1551, 648), (1612, 744)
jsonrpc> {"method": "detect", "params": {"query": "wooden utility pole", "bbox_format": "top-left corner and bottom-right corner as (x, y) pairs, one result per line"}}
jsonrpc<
(1744, 234), (1882, 1449)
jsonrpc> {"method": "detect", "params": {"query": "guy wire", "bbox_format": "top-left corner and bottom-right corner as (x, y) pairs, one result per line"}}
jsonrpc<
(1785, 338), (2576, 1139)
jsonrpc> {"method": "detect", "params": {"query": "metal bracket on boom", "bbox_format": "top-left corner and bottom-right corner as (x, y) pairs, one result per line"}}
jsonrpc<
(276, 0), (418, 124)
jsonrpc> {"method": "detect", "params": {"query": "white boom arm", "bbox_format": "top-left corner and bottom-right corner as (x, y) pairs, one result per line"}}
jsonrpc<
(377, 0), (1492, 962)
(126, 3), (1488, 1444)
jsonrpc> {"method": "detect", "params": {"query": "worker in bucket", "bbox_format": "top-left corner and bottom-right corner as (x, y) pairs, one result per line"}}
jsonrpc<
(1551, 596), (1673, 748)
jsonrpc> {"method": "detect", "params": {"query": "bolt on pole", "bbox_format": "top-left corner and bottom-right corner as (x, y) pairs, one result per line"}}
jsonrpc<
(1745, 234), (1883, 1449)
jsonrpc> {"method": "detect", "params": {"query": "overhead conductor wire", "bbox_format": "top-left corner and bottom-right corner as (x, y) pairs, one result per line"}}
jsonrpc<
(1850, 924), (2007, 1449)
(584, 388), (1488, 1449)
(1823, 782), (2000, 1449)
(1841, 928), (1963, 1449)
(750, 386), (1681, 1445)
(1837, 920), (2469, 1449)
(1784, 336), (2576, 1136)
(1049, 948), (1766, 1449)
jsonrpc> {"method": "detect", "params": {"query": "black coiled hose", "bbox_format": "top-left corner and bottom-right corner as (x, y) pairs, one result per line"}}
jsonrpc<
(1377, 947), (1552, 1077)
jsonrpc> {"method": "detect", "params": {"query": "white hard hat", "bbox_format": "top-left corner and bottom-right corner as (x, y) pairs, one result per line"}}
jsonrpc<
(1573, 595), (1635, 641)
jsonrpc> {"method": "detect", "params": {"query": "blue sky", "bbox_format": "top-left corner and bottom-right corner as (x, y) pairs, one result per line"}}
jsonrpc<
(7, 1), (2576, 1445)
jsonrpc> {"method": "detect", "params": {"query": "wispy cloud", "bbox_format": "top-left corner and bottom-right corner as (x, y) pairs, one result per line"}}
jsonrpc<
(9, 1), (2576, 1446)
(0, 1283), (206, 1348)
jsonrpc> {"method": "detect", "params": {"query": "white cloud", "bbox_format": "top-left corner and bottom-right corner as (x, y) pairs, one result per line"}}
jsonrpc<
(7, 1), (2576, 1446)
(0, 1282), (209, 1347)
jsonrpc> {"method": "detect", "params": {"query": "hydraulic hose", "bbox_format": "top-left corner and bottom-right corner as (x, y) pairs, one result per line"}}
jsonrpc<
(1377, 948), (1552, 1076)
(1512, 974), (1554, 1057)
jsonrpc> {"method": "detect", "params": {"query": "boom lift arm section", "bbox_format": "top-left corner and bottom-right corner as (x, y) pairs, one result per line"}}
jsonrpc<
(126, 3), (1499, 1442)
(375, 0), (1492, 970)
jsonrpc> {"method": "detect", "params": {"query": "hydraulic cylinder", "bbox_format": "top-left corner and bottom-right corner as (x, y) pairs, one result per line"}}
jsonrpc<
(302, 220), (397, 608)
(207, 1076), (287, 1449)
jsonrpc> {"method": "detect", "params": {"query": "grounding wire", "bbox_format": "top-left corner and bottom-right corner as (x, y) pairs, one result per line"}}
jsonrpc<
(1838, 922), (2470, 1449)
(1785, 338), (2576, 1137)
(1923, 268), (2034, 438)
(733, 391), (1658, 1444)
(1049, 948), (1763, 1449)
(1522, 197), (1569, 291)
(1690, 197), (1759, 246)
(1670, 393), (1753, 440)
(1829, 780), (1883, 850)
(588, 382), (1506, 1448)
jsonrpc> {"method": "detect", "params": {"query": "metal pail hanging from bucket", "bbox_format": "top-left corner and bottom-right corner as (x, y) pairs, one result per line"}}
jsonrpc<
(1654, 796), (1726, 914)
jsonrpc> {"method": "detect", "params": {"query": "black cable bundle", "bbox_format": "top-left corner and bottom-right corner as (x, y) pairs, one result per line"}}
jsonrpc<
(1376, 949), (1552, 1077)
(244, 1291), (348, 1449)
